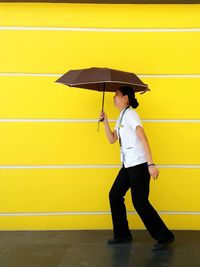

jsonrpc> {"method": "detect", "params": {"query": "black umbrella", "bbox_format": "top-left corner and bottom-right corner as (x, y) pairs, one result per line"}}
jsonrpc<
(56, 67), (149, 127)
(56, 67), (149, 112)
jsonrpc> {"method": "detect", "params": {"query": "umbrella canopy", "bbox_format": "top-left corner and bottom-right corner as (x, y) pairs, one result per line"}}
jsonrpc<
(55, 67), (150, 112)
(56, 67), (149, 92)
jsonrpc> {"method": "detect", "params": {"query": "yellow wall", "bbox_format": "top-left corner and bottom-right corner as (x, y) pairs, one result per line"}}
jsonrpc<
(0, 3), (200, 230)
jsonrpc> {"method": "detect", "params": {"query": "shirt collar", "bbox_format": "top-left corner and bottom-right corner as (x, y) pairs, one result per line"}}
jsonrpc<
(119, 105), (130, 117)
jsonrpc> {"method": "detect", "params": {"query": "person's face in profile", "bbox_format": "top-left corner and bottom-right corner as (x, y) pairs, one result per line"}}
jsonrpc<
(113, 90), (128, 109)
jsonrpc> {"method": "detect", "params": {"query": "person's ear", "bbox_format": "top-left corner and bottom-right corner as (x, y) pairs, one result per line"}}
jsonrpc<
(124, 95), (129, 103)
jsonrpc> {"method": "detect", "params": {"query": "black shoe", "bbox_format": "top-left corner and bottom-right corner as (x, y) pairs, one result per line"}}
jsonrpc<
(107, 236), (132, 245)
(152, 237), (175, 251)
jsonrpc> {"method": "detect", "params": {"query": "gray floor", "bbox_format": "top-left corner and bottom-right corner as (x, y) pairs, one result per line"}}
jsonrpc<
(0, 230), (199, 267)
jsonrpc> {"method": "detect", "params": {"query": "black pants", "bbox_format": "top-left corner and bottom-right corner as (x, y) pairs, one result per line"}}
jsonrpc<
(109, 162), (174, 242)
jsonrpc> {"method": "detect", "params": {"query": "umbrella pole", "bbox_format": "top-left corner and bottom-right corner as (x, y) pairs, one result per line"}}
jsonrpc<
(101, 89), (105, 113)
(100, 83), (105, 120)
(97, 84), (105, 131)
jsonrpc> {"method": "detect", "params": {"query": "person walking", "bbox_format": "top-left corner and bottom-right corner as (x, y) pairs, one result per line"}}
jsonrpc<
(99, 86), (175, 250)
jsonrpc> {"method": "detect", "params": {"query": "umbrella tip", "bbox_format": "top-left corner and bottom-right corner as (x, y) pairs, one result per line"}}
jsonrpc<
(140, 87), (150, 94)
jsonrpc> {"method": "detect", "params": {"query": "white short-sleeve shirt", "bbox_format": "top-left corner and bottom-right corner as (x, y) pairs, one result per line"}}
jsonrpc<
(114, 106), (147, 168)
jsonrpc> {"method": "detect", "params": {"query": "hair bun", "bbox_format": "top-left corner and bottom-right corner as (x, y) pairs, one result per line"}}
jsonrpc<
(130, 97), (139, 109)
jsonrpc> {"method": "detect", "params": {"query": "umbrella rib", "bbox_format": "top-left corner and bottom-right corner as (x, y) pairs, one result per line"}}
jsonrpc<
(116, 82), (148, 87)
(67, 81), (148, 87)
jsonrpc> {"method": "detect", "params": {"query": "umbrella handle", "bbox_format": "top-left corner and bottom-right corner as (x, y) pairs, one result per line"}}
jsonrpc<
(99, 117), (104, 122)
(97, 117), (104, 131)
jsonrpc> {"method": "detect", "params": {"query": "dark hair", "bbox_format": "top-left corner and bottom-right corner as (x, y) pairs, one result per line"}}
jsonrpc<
(118, 86), (139, 109)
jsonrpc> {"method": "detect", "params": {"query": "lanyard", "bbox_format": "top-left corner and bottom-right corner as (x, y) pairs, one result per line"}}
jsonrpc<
(118, 106), (129, 148)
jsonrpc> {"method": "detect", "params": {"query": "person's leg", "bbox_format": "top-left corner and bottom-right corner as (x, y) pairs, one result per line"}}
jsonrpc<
(127, 163), (174, 243)
(109, 166), (132, 239)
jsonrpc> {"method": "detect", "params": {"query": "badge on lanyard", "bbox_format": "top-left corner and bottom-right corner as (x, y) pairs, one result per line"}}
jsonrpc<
(118, 106), (129, 162)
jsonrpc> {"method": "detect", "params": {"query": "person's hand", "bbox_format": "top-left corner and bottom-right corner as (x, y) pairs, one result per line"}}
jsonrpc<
(148, 165), (159, 180)
(99, 112), (108, 122)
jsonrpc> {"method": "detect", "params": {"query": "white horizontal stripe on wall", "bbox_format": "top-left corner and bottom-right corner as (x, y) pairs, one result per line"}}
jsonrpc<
(142, 120), (200, 123)
(0, 165), (199, 169)
(1, 73), (200, 78)
(0, 119), (199, 123)
(0, 26), (200, 32)
(0, 211), (199, 216)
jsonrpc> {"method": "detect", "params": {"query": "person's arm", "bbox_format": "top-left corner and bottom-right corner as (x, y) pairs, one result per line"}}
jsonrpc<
(100, 112), (118, 144)
(136, 125), (159, 179)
